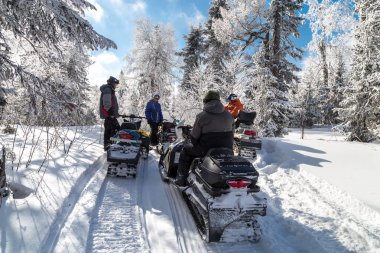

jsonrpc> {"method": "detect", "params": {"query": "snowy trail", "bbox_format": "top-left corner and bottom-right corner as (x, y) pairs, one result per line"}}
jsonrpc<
(136, 156), (181, 253)
(66, 147), (380, 253)
(86, 172), (147, 252)
(163, 182), (208, 253)
(86, 154), (207, 253)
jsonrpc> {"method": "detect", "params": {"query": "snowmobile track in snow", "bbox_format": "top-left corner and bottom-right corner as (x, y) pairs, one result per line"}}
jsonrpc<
(163, 183), (208, 253)
(87, 159), (148, 253)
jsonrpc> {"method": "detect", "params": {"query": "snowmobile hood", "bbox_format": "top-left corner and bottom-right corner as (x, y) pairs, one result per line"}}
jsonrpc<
(204, 100), (225, 114)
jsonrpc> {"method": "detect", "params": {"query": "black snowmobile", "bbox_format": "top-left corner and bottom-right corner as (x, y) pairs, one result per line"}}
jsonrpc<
(159, 125), (267, 242)
(234, 111), (262, 159)
(156, 118), (178, 155)
(107, 115), (150, 178)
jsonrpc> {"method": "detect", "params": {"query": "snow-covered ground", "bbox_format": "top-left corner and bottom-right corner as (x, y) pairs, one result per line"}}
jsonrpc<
(1, 126), (380, 253)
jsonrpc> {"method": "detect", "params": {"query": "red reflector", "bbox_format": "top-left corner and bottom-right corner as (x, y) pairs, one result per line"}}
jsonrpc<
(120, 133), (133, 139)
(243, 130), (256, 137)
(168, 135), (177, 142)
(227, 180), (251, 188)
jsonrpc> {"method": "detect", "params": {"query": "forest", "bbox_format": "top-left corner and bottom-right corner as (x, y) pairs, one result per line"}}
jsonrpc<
(0, 0), (379, 141)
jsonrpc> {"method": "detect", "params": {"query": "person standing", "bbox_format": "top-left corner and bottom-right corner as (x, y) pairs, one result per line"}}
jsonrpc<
(145, 93), (163, 146)
(99, 76), (120, 150)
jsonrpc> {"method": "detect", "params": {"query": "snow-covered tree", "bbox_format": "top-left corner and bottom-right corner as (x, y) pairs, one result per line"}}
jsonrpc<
(212, 0), (267, 50)
(2, 36), (95, 126)
(203, 0), (233, 98)
(177, 26), (205, 91)
(339, 0), (380, 142)
(210, 0), (303, 136)
(0, 0), (115, 94)
(303, 0), (356, 125)
(123, 18), (177, 114)
(254, 0), (303, 136)
(292, 57), (322, 127)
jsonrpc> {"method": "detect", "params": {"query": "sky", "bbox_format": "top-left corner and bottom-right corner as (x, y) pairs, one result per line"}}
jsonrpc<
(85, 0), (312, 87)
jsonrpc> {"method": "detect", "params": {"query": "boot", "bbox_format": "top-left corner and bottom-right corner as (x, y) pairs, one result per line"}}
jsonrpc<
(175, 175), (186, 187)
(175, 162), (189, 187)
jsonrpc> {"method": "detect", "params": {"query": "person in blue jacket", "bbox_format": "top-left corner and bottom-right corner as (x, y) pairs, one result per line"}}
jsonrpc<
(145, 93), (163, 145)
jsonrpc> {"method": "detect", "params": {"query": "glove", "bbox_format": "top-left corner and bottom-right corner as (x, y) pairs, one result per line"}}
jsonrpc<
(107, 110), (114, 118)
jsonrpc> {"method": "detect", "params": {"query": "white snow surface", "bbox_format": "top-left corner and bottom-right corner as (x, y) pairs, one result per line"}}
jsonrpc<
(1, 126), (380, 253)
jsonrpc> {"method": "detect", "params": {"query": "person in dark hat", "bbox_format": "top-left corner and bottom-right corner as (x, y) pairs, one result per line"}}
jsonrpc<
(175, 90), (234, 186)
(99, 76), (120, 150)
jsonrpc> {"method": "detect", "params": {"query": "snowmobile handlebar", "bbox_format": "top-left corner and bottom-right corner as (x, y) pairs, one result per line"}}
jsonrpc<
(121, 114), (145, 119)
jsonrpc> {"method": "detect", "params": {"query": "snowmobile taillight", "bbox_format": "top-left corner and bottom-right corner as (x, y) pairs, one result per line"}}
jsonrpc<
(119, 133), (133, 139)
(227, 180), (251, 188)
(168, 135), (177, 142)
(243, 130), (256, 137)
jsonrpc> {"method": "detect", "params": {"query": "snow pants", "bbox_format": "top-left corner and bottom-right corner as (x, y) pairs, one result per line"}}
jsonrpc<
(104, 117), (120, 149)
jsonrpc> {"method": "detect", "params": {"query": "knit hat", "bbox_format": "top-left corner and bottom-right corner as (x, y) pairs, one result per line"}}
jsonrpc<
(107, 76), (119, 85)
(203, 90), (220, 103)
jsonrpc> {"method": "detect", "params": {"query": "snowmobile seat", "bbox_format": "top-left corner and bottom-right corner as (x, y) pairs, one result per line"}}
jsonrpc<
(198, 148), (259, 192)
(205, 148), (234, 157)
(162, 122), (176, 132)
(237, 111), (256, 125)
(120, 121), (141, 130)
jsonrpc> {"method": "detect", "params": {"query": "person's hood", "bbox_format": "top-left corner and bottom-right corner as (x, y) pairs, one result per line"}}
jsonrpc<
(203, 100), (225, 114)
(100, 84), (113, 92)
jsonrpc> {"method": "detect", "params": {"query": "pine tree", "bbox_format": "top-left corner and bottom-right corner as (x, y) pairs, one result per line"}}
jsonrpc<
(204, 0), (232, 97)
(258, 0), (303, 136)
(177, 26), (205, 93)
(339, 0), (380, 141)
(304, 0), (356, 125)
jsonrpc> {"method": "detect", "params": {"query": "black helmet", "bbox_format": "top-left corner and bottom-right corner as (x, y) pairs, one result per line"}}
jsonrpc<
(227, 93), (238, 101)
(107, 76), (119, 85)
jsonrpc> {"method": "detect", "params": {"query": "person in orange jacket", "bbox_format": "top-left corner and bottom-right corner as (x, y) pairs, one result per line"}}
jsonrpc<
(225, 94), (244, 128)
(225, 94), (244, 118)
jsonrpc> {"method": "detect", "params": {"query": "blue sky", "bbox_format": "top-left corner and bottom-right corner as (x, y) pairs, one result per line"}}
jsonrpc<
(86, 0), (312, 86)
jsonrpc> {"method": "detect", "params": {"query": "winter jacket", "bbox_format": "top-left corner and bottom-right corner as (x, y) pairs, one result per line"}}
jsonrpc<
(190, 100), (234, 152)
(99, 84), (119, 119)
(225, 99), (244, 118)
(145, 99), (163, 123)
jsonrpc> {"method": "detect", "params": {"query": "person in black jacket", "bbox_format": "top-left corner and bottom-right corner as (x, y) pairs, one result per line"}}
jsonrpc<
(99, 76), (120, 150)
(175, 90), (234, 186)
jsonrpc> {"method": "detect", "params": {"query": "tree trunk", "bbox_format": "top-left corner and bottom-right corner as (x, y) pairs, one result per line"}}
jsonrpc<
(271, 0), (282, 81)
(319, 40), (328, 88)
(0, 147), (6, 189)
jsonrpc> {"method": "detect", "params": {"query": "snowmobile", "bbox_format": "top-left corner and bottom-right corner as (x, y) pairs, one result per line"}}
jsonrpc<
(107, 115), (150, 178)
(159, 125), (267, 242)
(234, 111), (262, 159)
(156, 118), (178, 154)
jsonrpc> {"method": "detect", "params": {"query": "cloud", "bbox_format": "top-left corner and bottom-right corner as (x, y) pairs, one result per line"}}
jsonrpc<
(109, 0), (147, 17)
(88, 51), (122, 86)
(176, 5), (206, 28)
(129, 0), (147, 12)
(85, 0), (105, 23)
